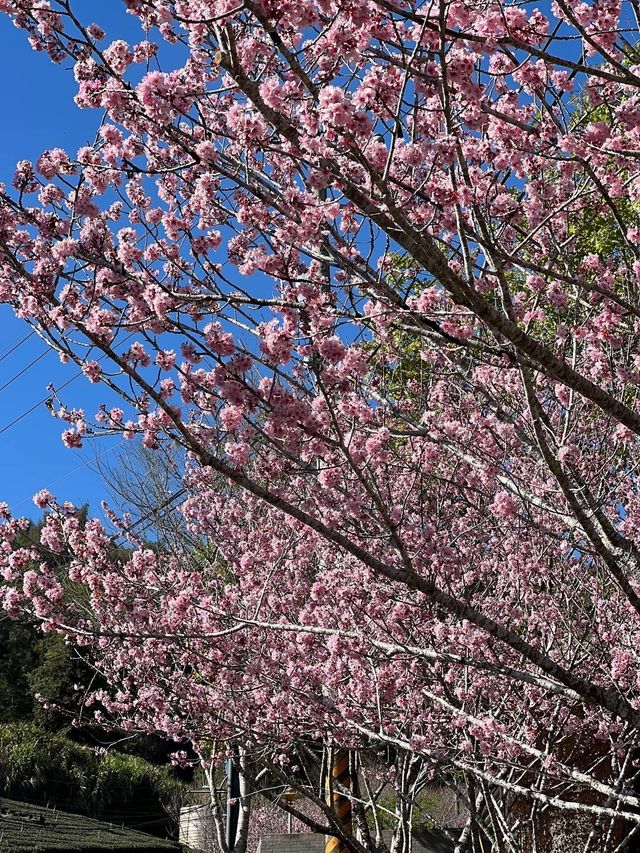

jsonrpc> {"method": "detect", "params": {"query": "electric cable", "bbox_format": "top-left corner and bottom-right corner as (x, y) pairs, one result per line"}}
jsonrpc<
(0, 332), (136, 437)
(0, 370), (81, 436)
(11, 439), (128, 510)
(0, 348), (50, 395)
(0, 329), (36, 363)
(112, 487), (188, 544)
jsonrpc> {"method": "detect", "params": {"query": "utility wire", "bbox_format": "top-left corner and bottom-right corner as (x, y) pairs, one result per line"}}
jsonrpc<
(0, 329), (36, 363)
(0, 370), (81, 437)
(0, 348), (50, 395)
(0, 332), (136, 438)
(11, 439), (128, 511)
(112, 486), (188, 544)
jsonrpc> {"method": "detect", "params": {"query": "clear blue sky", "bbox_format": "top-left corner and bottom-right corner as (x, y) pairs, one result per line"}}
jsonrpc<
(0, 4), (145, 519)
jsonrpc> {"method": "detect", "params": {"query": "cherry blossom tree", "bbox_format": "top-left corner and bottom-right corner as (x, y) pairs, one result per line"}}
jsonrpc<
(2, 0), (640, 850)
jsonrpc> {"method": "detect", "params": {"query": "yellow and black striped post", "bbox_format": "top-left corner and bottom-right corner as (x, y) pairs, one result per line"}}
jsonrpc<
(326, 749), (352, 853)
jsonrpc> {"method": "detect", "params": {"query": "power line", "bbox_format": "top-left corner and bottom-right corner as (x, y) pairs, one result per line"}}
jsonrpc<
(0, 348), (49, 395)
(0, 329), (36, 363)
(0, 370), (81, 437)
(0, 332), (136, 438)
(11, 440), (187, 540)
(112, 487), (188, 544)
(0, 396), (52, 436)
(11, 439), (127, 511)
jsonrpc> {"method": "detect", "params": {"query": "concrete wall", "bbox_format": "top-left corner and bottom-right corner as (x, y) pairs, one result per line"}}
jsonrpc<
(179, 804), (217, 852)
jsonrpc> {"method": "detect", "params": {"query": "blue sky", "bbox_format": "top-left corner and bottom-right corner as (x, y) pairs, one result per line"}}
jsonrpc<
(0, 1), (591, 521)
(0, 4), (143, 519)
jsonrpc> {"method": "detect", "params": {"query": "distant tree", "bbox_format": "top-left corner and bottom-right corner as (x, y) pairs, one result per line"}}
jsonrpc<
(0, 516), (88, 733)
(0, 618), (37, 724)
(94, 441), (194, 555)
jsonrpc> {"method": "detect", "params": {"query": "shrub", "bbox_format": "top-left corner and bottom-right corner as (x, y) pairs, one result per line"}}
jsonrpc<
(0, 724), (186, 837)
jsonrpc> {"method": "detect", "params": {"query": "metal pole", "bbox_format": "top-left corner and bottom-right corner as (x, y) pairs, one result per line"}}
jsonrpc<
(325, 749), (352, 853)
(226, 757), (240, 851)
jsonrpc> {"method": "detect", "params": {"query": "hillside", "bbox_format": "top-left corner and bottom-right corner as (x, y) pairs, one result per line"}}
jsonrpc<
(0, 799), (184, 853)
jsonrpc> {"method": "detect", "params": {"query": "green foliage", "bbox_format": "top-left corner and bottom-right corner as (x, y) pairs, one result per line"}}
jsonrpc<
(0, 619), (38, 724)
(0, 724), (95, 812)
(93, 752), (186, 821)
(0, 616), (91, 734)
(0, 511), (135, 736)
(365, 790), (440, 831)
(0, 515), (192, 838)
(568, 196), (640, 265)
(28, 635), (89, 732)
(0, 798), (182, 852)
(0, 513), (97, 734)
(545, 98), (640, 269)
(0, 724), (187, 837)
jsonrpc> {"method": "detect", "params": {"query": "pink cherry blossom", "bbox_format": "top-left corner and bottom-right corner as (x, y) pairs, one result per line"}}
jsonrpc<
(1, 1), (640, 849)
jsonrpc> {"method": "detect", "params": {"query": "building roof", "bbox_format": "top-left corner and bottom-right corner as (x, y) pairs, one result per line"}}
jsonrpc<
(257, 830), (456, 853)
(0, 798), (184, 852)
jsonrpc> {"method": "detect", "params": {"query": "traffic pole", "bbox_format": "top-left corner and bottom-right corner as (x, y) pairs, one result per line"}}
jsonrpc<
(326, 748), (352, 853)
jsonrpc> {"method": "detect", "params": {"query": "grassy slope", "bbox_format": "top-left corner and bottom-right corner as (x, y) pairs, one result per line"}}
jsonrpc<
(0, 799), (183, 852)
